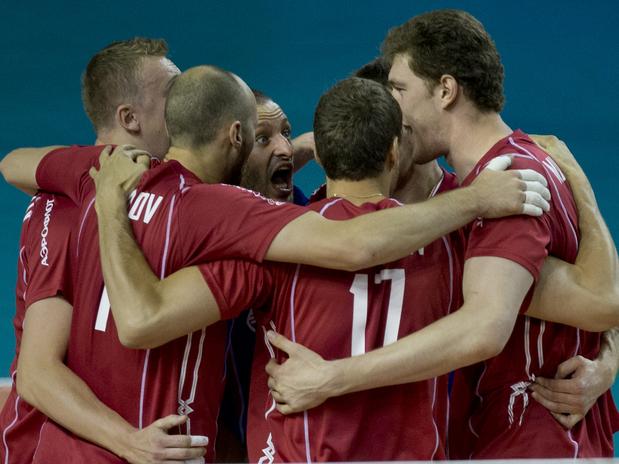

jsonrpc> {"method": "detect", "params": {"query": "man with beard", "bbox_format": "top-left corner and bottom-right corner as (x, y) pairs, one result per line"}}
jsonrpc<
(1, 62), (544, 461)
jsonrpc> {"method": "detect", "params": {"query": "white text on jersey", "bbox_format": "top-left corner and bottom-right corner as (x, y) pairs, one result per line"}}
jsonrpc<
(127, 191), (164, 224)
(40, 198), (55, 266)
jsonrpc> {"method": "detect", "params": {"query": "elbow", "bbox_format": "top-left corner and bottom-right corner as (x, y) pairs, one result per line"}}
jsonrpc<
(15, 365), (40, 408)
(340, 238), (379, 272)
(470, 317), (513, 361)
(117, 320), (152, 349)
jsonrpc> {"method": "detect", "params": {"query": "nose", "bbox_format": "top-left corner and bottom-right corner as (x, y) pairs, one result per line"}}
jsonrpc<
(273, 134), (293, 160)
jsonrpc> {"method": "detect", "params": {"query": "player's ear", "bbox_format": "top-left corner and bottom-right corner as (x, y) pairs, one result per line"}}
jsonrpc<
(438, 74), (459, 110)
(228, 121), (243, 150)
(117, 104), (140, 133)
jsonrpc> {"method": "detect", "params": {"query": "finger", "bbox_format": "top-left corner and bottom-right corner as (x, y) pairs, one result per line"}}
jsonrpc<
(514, 169), (548, 187)
(522, 203), (543, 217)
(267, 376), (277, 391)
(276, 402), (296, 415)
(524, 191), (550, 212)
(271, 389), (285, 403)
(99, 145), (113, 167)
(153, 414), (188, 431)
(136, 153), (151, 168)
(524, 181), (551, 201)
(183, 458), (206, 464)
(530, 382), (580, 407)
(551, 412), (582, 430)
(556, 356), (585, 379)
(124, 149), (150, 161)
(484, 155), (512, 171)
(535, 376), (581, 394)
(265, 359), (280, 376)
(156, 446), (205, 461)
(266, 330), (297, 355)
(89, 166), (99, 182)
(530, 390), (577, 414)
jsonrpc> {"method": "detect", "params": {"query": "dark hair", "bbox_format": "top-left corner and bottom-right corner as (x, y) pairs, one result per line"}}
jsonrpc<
(314, 77), (402, 181)
(165, 66), (255, 149)
(82, 37), (169, 131)
(354, 57), (390, 86)
(382, 9), (505, 112)
(251, 89), (272, 105)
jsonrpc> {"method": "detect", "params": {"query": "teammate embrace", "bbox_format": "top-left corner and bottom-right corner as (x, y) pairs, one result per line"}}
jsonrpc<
(0, 8), (618, 464)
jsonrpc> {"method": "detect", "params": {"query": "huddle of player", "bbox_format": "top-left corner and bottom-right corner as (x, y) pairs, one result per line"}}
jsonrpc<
(0, 8), (618, 464)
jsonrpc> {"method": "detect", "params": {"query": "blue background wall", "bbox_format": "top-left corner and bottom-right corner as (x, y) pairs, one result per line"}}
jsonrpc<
(1, 0), (617, 448)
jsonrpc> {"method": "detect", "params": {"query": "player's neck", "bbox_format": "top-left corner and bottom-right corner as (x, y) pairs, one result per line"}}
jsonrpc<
(166, 146), (227, 184)
(95, 130), (145, 152)
(392, 160), (443, 203)
(327, 176), (389, 206)
(447, 112), (512, 181)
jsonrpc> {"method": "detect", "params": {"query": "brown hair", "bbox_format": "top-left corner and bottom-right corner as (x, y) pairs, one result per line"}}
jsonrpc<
(314, 77), (402, 181)
(382, 10), (505, 112)
(82, 37), (169, 131)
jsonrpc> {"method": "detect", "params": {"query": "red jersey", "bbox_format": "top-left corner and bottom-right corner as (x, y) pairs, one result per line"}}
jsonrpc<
(201, 196), (464, 462)
(0, 193), (76, 464)
(449, 130), (618, 458)
(30, 146), (306, 463)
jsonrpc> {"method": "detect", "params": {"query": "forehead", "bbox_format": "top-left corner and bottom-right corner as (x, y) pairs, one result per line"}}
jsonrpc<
(388, 53), (415, 83)
(257, 100), (288, 124)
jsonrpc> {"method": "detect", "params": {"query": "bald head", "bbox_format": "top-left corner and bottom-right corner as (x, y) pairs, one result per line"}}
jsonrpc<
(165, 65), (256, 150)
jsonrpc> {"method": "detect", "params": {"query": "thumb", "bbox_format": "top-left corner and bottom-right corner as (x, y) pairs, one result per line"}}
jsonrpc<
(89, 166), (99, 182)
(555, 356), (582, 379)
(484, 154), (512, 171)
(153, 414), (187, 431)
(267, 330), (297, 355)
(136, 153), (151, 169)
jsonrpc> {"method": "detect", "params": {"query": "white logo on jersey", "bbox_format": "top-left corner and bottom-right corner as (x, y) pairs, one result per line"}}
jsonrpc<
(127, 191), (164, 224)
(40, 198), (55, 266)
(258, 433), (275, 464)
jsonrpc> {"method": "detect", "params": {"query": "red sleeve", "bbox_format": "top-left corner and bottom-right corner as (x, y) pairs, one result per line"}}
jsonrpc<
(35, 145), (106, 204)
(465, 214), (550, 281)
(198, 260), (273, 320)
(178, 184), (308, 263)
(23, 193), (78, 307)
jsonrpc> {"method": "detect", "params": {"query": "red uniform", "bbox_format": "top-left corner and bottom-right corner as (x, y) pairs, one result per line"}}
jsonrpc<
(30, 146), (306, 463)
(0, 193), (76, 464)
(201, 194), (464, 462)
(449, 130), (619, 458)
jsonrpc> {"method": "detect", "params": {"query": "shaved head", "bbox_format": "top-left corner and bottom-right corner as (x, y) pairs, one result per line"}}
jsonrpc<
(165, 65), (256, 150)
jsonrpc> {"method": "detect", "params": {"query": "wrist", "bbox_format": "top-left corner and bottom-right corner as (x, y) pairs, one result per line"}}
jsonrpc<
(94, 188), (129, 217)
(459, 185), (484, 219)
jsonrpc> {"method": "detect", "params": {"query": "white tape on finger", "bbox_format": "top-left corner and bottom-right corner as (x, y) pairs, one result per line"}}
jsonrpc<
(184, 459), (206, 464)
(517, 169), (548, 186)
(522, 203), (543, 217)
(190, 435), (209, 446)
(524, 181), (551, 201)
(525, 191), (550, 212)
(484, 155), (512, 171)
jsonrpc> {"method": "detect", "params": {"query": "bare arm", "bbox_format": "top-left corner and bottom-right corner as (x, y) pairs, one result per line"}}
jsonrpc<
(526, 136), (619, 331)
(265, 257), (533, 413)
(0, 146), (64, 194)
(91, 149), (222, 349)
(267, 165), (550, 271)
(16, 297), (206, 463)
(291, 132), (315, 173)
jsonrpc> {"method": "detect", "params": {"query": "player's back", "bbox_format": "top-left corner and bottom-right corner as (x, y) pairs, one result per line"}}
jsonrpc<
(249, 197), (461, 462)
